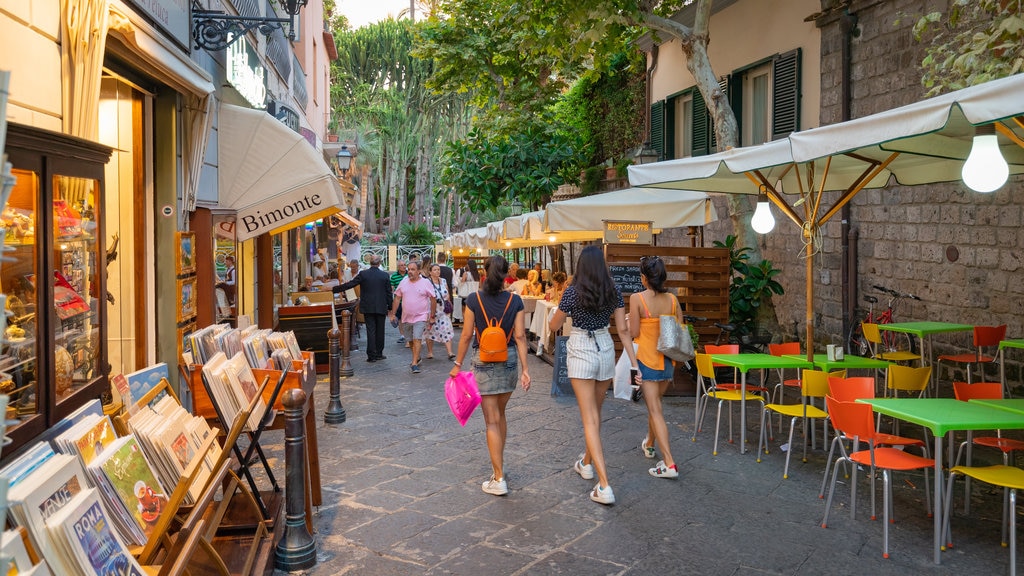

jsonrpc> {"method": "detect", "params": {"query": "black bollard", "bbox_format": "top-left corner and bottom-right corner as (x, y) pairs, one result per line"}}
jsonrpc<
(324, 325), (346, 424)
(274, 388), (317, 571)
(340, 309), (354, 378)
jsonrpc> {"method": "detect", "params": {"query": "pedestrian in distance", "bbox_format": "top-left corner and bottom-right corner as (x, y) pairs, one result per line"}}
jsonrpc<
(450, 255), (531, 496)
(388, 261), (436, 374)
(390, 260), (408, 344)
(458, 258), (481, 317)
(549, 245), (637, 505)
(334, 254), (393, 362)
(425, 263), (455, 361)
(628, 255), (680, 479)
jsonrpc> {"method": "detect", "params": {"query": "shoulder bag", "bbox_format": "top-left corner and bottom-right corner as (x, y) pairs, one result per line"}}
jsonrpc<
(656, 297), (694, 362)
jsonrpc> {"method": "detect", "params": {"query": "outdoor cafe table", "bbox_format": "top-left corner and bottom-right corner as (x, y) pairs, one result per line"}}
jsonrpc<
(999, 339), (1024, 395)
(707, 353), (812, 454)
(858, 398), (1024, 564)
(878, 322), (973, 394)
(783, 353), (890, 373)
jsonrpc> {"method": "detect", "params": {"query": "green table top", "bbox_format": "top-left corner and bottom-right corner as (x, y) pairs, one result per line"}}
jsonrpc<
(708, 353), (812, 373)
(876, 321), (973, 337)
(783, 353), (890, 371)
(860, 398), (1024, 436)
(969, 398), (1024, 415)
(999, 339), (1024, 351)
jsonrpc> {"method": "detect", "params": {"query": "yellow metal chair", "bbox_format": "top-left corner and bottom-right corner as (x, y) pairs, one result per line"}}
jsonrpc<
(942, 464), (1024, 576)
(862, 322), (922, 364)
(693, 353), (765, 456)
(757, 369), (832, 479)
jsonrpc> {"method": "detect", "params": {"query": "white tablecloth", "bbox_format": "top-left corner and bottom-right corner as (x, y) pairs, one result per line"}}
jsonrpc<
(529, 300), (570, 355)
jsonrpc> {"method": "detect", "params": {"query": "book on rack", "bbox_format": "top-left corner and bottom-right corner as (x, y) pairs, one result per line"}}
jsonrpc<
(88, 435), (168, 546)
(45, 487), (144, 576)
(6, 453), (91, 576)
(0, 442), (56, 488)
(242, 330), (272, 370)
(188, 326), (218, 365)
(53, 414), (118, 468)
(123, 363), (170, 412)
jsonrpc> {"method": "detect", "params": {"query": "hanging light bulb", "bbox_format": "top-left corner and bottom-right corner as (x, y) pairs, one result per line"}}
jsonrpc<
(962, 124), (1009, 193)
(751, 185), (775, 234)
(548, 235), (556, 243)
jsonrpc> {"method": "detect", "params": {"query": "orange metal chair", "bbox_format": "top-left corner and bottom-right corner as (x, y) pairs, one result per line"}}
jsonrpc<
(942, 464), (1024, 576)
(862, 322), (922, 364)
(821, 396), (934, 559)
(693, 352), (765, 456)
(768, 341), (802, 405)
(951, 381), (1024, 516)
(819, 376), (929, 500)
(757, 369), (830, 478)
(938, 325), (1007, 386)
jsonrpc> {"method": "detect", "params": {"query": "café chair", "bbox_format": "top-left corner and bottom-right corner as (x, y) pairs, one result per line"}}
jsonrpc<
(951, 381), (1024, 515)
(757, 369), (831, 479)
(942, 464), (1024, 576)
(768, 341), (802, 406)
(821, 396), (934, 559)
(703, 343), (770, 397)
(693, 352), (765, 456)
(862, 322), (922, 364)
(938, 324), (1007, 386)
(819, 376), (929, 503)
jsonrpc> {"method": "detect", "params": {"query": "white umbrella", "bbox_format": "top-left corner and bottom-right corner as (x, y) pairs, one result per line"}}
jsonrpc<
(543, 187), (717, 236)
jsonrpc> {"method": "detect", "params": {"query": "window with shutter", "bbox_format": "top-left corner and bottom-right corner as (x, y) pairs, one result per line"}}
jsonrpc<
(650, 100), (665, 160)
(771, 48), (801, 139)
(691, 89), (709, 156)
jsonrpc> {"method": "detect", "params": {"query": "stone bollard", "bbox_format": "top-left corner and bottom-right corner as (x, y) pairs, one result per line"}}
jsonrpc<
(274, 388), (317, 571)
(324, 325), (346, 424)
(340, 308), (354, 378)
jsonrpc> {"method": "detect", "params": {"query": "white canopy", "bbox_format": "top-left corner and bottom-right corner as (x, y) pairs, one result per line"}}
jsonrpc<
(543, 187), (717, 236)
(218, 104), (349, 242)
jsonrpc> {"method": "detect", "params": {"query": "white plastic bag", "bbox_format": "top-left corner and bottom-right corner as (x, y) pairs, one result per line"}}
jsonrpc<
(613, 342), (639, 400)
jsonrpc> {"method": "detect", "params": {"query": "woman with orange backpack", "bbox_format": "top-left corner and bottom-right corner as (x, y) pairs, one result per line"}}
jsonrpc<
(449, 255), (531, 497)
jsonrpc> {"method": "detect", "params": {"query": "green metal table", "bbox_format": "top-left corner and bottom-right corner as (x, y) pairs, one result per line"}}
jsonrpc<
(969, 397), (1024, 415)
(708, 353), (812, 454)
(860, 398), (1024, 564)
(878, 322), (973, 393)
(999, 339), (1024, 396)
(783, 353), (890, 373)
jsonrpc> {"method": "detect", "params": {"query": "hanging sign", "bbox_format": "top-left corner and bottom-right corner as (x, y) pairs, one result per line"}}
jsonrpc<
(603, 220), (653, 245)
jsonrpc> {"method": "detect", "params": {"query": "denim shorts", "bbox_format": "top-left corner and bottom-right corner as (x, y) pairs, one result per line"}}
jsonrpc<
(472, 352), (518, 395)
(638, 356), (674, 382)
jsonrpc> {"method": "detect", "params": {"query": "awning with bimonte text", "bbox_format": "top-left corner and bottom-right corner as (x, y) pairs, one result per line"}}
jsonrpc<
(218, 104), (348, 242)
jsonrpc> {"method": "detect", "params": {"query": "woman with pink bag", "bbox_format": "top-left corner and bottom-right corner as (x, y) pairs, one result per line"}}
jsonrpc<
(449, 255), (531, 496)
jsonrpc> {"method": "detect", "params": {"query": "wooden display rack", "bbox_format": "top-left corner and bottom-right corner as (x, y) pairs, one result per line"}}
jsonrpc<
(183, 352), (322, 524)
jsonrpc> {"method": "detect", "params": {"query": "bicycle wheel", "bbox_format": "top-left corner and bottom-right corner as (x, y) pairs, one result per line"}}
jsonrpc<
(882, 330), (917, 354)
(848, 333), (870, 357)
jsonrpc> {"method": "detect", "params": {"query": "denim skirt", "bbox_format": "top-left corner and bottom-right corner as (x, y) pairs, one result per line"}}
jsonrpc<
(472, 351), (518, 395)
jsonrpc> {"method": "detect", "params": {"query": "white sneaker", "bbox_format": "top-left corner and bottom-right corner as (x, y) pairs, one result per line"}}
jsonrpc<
(649, 460), (679, 479)
(574, 455), (594, 480)
(590, 483), (615, 505)
(482, 476), (508, 496)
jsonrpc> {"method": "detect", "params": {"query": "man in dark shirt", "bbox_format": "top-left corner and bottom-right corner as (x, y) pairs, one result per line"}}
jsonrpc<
(334, 254), (393, 362)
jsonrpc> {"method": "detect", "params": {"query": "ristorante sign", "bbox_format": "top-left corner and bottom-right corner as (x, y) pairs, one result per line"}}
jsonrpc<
(603, 220), (653, 245)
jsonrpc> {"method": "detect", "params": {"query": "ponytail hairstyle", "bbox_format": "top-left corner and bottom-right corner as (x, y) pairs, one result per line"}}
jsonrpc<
(640, 256), (668, 293)
(481, 255), (509, 295)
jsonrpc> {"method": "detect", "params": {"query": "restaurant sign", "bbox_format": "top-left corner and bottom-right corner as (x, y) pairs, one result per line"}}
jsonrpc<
(603, 220), (653, 245)
(226, 35), (266, 108)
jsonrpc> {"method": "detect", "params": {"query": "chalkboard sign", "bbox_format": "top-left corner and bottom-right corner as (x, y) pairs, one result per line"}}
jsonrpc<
(550, 335), (574, 397)
(608, 264), (644, 294)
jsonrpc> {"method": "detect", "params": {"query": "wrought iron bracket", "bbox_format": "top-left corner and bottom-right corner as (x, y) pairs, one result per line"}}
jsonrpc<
(192, 4), (293, 51)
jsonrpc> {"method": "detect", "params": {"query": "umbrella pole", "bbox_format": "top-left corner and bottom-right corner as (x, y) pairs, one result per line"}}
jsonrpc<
(806, 228), (814, 362)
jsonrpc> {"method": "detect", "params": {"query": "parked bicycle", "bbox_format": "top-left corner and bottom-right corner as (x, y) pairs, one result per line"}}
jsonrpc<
(846, 284), (921, 357)
(713, 322), (771, 354)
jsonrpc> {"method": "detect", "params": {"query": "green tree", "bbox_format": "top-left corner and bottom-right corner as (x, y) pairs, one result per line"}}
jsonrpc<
(911, 0), (1024, 95)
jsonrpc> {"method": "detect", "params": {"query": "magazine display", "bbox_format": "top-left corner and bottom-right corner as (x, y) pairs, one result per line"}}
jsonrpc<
(45, 488), (144, 576)
(6, 453), (91, 575)
(88, 436), (168, 546)
(201, 352), (268, 431)
(54, 414), (118, 468)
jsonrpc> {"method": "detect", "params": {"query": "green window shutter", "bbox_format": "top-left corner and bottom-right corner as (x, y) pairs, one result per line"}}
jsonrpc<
(664, 96), (676, 160)
(691, 88), (709, 156)
(772, 48), (801, 139)
(650, 100), (665, 160)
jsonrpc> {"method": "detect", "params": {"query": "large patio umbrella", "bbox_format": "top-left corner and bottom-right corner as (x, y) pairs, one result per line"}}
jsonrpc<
(629, 73), (1024, 360)
(543, 187), (718, 236)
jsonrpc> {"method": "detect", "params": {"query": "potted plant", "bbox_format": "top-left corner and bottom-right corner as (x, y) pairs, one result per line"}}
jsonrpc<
(713, 235), (784, 341)
(615, 158), (633, 178)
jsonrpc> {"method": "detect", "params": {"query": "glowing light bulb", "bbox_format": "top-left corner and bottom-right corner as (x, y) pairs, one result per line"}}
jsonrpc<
(751, 192), (775, 234)
(962, 125), (1008, 193)
(548, 235), (556, 243)
(505, 241), (511, 247)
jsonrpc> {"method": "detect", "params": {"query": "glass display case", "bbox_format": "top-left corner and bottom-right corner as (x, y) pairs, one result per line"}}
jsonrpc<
(1, 123), (112, 455)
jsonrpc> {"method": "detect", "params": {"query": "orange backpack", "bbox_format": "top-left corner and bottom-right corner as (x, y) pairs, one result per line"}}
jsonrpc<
(475, 293), (513, 362)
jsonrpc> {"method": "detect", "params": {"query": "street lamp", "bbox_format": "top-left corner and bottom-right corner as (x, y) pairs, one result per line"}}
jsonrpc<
(510, 198), (524, 216)
(336, 145), (353, 178)
(633, 142), (660, 165)
(191, 0), (309, 51)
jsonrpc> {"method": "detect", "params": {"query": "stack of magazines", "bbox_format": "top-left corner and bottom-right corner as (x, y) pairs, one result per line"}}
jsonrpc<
(200, 352), (269, 432)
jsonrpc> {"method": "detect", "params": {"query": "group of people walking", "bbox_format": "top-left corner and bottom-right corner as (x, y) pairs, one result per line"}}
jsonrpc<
(338, 247), (682, 505)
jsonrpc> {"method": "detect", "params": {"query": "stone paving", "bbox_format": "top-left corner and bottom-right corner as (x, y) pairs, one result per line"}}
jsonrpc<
(268, 324), (1016, 575)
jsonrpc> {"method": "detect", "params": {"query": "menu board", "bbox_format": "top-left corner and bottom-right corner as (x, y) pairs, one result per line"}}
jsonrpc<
(608, 264), (644, 294)
(550, 336), (574, 397)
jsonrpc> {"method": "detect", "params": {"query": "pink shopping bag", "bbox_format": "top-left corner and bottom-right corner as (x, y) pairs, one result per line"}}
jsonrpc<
(445, 371), (482, 426)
